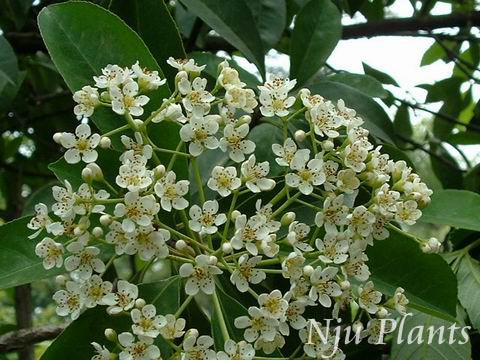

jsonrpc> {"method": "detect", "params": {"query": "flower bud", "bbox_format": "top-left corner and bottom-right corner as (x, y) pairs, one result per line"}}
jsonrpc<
(104, 328), (117, 342)
(86, 163), (104, 181)
(340, 280), (351, 290)
(222, 242), (233, 254)
(281, 212), (296, 226)
(421, 243), (431, 253)
(154, 165), (166, 179)
(185, 328), (199, 339)
(175, 240), (188, 251)
(100, 136), (111, 149)
(376, 306), (389, 318)
(81, 167), (93, 182)
(237, 115), (252, 126)
(231, 210), (241, 221)
(294, 130), (306, 142)
(135, 298), (146, 309)
(73, 226), (84, 236)
(134, 119), (144, 129)
(55, 275), (67, 286)
(352, 321), (364, 334)
(322, 140), (334, 151)
(53, 132), (63, 144)
(303, 265), (314, 277)
(92, 226), (104, 238)
(100, 214), (112, 226)
(208, 256), (218, 265)
(427, 237), (441, 253)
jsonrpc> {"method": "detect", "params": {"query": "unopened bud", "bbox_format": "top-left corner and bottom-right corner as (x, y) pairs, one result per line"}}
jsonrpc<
(376, 306), (389, 318)
(104, 328), (117, 342)
(86, 163), (104, 181)
(55, 275), (67, 286)
(281, 212), (296, 226)
(154, 165), (166, 179)
(81, 167), (93, 182)
(352, 321), (364, 334)
(322, 140), (334, 151)
(100, 214), (112, 226)
(100, 136), (111, 149)
(53, 132), (63, 144)
(231, 210), (241, 221)
(340, 280), (351, 290)
(208, 256), (218, 265)
(222, 242), (233, 254)
(294, 130), (306, 142)
(175, 240), (187, 251)
(427, 237), (441, 253)
(134, 119), (144, 129)
(135, 298), (146, 309)
(237, 115), (252, 126)
(303, 265), (314, 276)
(92, 226), (104, 238)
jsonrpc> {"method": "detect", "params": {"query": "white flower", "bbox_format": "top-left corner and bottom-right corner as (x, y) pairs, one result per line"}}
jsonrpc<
(120, 132), (153, 161)
(217, 340), (254, 360)
(106, 221), (133, 255)
(234, 306), (278, 342)
(94, 64), (129, 88)
(225, 87), (257, 113)
(167, 57), (205, 73)
(74, 183), (110, 216)
(254, 332), (285, 354)
(287, 221), (313, 252)
(231, 214), (269, 255)
(179, 254), (223, 295)
(110, 79), (150, 116)
(53, 281), (84, 320)
(132, 61), (166, 91)
(207, 166), (241, 197)
(28, 203), (63, 239)
(179, 77), (215, 117)
(114, 192), (160, 232)
(60, 123), (100, 164)
(285, 300), (307, 330)
(299, 88), (324, 109)
(103, 280), (138, 314)
(363, 319), (391, 345)
(255, 200), (280, 233)
(179, 115), (220, 156)
(116, 155), (153, 192)
(299, 326), (345, 360)
(182, 334), (216, 360)
(343, 141), (368, 173)
(35, 237), (64, 269)
(258, 76), (296, 98)
(73, 85), (100, 119)
(82, 275), (113, 308)
(315, 194), (349, 234)
(159, 314), (186, 340)
(336, 99), (357, 124)
(189, 200), (227, 234)
(65, 243), (105, 280)
(91, 342), (112, 360)
(392, 287), (409, 315)
(281, 252), (305, 280)
(336, 169), (360, 194)
(259, 90), (295, 117)
(219, 124), (255, 163)
(154, 171), (189, 211)
(395, 200), (422, 226)
(308, 266), (342, 307)
(272, 138), (297, 167)
(125, 226), (170, 261)
(241, 155), (275, 193)
(230, 255), (265, 292)
(217, 62), (245, 89)
(307, 101), (342, 138)
(358, 281), (382, 314)
(344, 246), (370, 281)
(258, 289), (288, 320)
(131, 304), (167, 338)
(285, 150), (325, 195)
(316, 232), (349, 264)
(347, 205), (376, 238)
(373, 183), (399, 216)
(151, 103), (186, 124)
(118, 332), (160, 360)
(323, 160), (339, 191)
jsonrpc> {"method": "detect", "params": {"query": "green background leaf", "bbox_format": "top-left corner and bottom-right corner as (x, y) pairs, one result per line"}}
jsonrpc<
(457, 255), (480, 331)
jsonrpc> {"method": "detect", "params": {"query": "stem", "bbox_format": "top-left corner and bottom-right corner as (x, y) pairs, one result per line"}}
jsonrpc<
(269, 186), (288, 206)
(271, 192), (301, 218)
(167, 141), (185, 172)
(102, 124), (130, 138)
(222, 190), (239, 239)
(159, 221), (211, 253)
(174, 295), (193, 318)
(191, 157), (206, 203)
(212, 290), (230, 340)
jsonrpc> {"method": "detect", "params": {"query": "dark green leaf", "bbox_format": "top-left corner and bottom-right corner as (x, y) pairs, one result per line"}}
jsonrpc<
(179, 0), (265, 74)
(248, 123), (284, 177)
(246, 0), (286, 50)
(457, 255), (480, 331)
(367, 230), (457, 320)
(362, 63), (399, 86)
(421, 41), (457, 66)
(0, 35), (20, 110)
(329, 72), (388, 98)
(393, 104), (413, 138)
(420, 189), (480, 232)
(290, 0), (341, 86)
(429, 142), (463, 189)
(447, 131), (480, 145)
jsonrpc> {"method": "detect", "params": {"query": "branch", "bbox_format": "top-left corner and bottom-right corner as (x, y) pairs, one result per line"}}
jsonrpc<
(0, 325), (65, 353)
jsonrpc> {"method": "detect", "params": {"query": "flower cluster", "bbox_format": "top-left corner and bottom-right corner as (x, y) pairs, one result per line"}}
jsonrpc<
(29, 57), (431, 360)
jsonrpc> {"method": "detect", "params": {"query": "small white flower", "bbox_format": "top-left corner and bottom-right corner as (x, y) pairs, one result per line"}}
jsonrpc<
(272, 138), (297, 167)
(74, 183), (110, 216)
(207, 166), (241, 197)
(285, 150), (325, 195)
(118, 332), (160, 360)
(259, 90), (295, 117)
(182, 334), (216, 360)
(231, 214), (269, 255)
(114, 192), (160, 233)
(343, 141), (369, 173)
(299, 88), (324, 109)
(358, 281), (382, 314)
(234, 306), (278, 342)
(82, 275), (113, 308)
(189, 200), (227, 234)
(395, 200), (422, 226)
(307, 101), (342, 138)
(323, 160), (339, 191)
(60, 123), (100, 164)
(336, 169), (360, 194)
(392, 287), (409, 315)
(255, 200), (281, 233)
(116, 155), (153, 192)
(94, 64), (129, 88)
(154, 171), (189, 211)
(254, 332), (285, 354)
(151, 103), (186, 124)
(373, 183), (400, 216)
(91, 342), (112, 360)
(125, 226), (170, 261)
(103, 280), (138, 314)
(299, 325), (345, 360)
(106, 221), (133, 255)
(230, 255), (265, 292)
(287, 221), (313, 252)
(53, 281), (84, 320)
(217, 62), (245, 89)
(219, 124), (255, 163)
(281, 252), (305, 280)
(217, 340), (254, 360)
(132, 61), (166, 91)
(167, 57), (205, 73)
(159, 314), (186, 340)
(225, 87), (257, 113)
(308, 266), (342, 307)
(28, 203), (63, 239)
(315, 194), (349, 234)
(258, 76), (296, 98)
(73, 85), (100, 119)
(179, 115), (220, 156)
(241, 155), (276, 193)
(258, 289), (288, 320)
(65, 244), (105, 280)
(285, 299), (307, 330)
(179, 77), (215, 117)
(316, 232), (349, 264)
(347, 205), (376, 238)
(179, 254), (223, 295)
(120, 132), (153, 161)
(110, 79), (150, 116)
(131, 304), (167, 338)
(344, 246), (370, 281)
(363, 318), (391, 345)
(35, 237), (64, 269)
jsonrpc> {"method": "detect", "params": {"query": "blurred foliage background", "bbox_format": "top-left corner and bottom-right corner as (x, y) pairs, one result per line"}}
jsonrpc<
(1, 0), (480, 359)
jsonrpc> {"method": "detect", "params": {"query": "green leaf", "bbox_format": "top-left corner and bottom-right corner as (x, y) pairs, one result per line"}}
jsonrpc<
(420, 189), (480, 232)
(110, 0), (186, 87)
(393, 104), (413, 139)
(0, 217), (63, 290)
(367, 230), (457, 320)
(40, 277), (181, 359)
(362, 63), (399, 86)
(248, 123), (284, 177)
(328, 72), (388, 98)
(246, 0), (286, 50)
(457, 255), (480, 330)
(0, 35), (20, 110)
(179, 0), (265, 74)
(390, 310), (471, 359)
(290, 0), (341, 86)
(308, 81), (395, 144)
(421, 41), (457, 66)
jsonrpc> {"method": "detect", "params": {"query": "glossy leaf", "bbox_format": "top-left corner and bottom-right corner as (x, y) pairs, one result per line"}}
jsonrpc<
(362, 62), (399, 86)
(393, 104), (413, 139)
(246, 0), (286, 50)
(248, 123), (284, 177)
(329, 72), (388, 98)
(457, 255), (480, 331)
(290, 0), (341, 86)
(179, 0), (265, 74)
(0, 35), (20, 110)
(367, 230), (457, 320)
